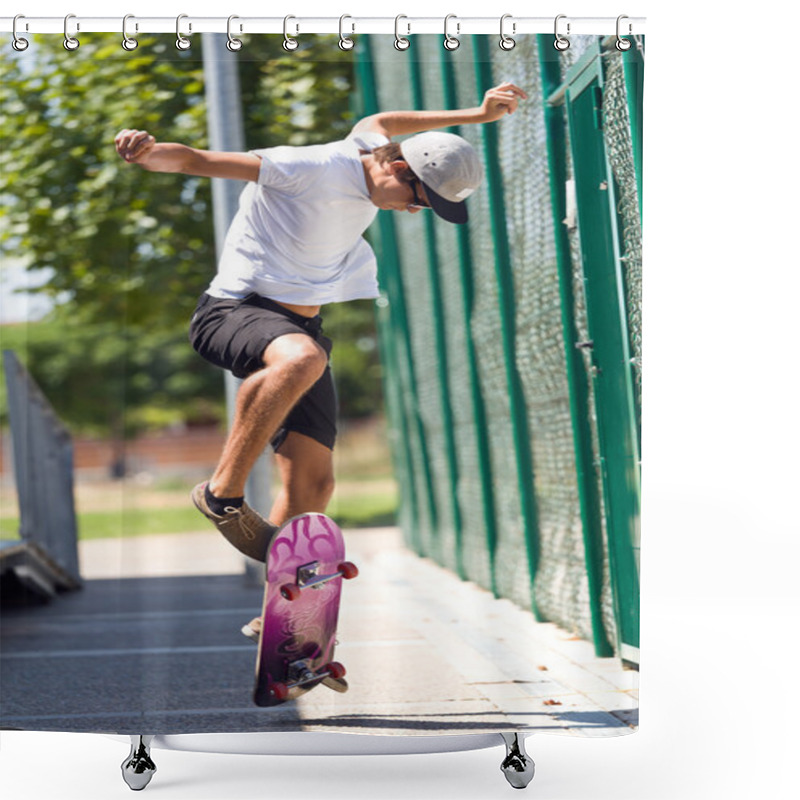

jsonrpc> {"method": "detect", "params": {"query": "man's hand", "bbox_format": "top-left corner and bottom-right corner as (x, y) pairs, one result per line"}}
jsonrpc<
(479, 83), (528, 122)
(115, 129), (157, 165)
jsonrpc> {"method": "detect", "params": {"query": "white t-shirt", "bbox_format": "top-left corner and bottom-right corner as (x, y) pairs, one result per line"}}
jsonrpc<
(207, 131), (388, 305)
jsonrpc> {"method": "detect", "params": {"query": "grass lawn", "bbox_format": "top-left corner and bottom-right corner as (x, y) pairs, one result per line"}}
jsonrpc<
(1, 487), (396, 541)
(0, 417), (399, 540)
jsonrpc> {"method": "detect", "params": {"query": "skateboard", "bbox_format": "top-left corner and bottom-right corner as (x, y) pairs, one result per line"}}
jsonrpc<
(253, 512), (358, 707)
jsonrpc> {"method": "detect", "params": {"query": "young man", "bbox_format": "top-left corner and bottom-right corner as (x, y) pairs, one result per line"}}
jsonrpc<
(115, 81), (526, 643)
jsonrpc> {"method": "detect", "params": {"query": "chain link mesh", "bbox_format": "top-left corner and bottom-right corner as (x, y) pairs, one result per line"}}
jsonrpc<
(417, 35), (491, 582)
(559, 37), (621, 648)
(366, 34), (641, 650)
(370, 41), (438, 557)
(603, 51), (643, 422)
(450, 39), (530, 604)
(489, 37), (591, 634)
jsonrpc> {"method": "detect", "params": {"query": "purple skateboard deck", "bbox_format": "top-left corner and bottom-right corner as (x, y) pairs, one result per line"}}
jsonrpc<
(253, 513), (356, 707)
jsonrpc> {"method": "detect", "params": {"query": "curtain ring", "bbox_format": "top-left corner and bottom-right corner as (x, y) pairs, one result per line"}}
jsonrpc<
(338, 15), (355, 50)
(176, 14), (191, 50)
(63, 13), (80, 51)
(12, 15), (29, 51)
(394, 15), (410, 51)
(499, 14), (515, 51)
(283, 15), (299, 51)
(443, 14), (460, 51)
(226, 15), (243, 51)
(122, 14), (138, 51)
(615, 15), (632, 51)
(554, 14), (570, 51)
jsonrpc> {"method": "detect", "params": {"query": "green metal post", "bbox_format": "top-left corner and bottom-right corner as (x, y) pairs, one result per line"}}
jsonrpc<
(538, 35), (614, 657)
(561, 43), (641, 660)
(356, 39), (438, 555)
(408, 53), (464, 574)
(622, 38), (644, 222)
(440, 46), (499, 592)
(348, 61), (417, 534)
(473, 37), (541, 616)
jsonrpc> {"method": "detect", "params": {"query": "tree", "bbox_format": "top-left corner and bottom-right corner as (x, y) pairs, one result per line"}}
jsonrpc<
(0, 35), (213, 331)
(1, 34), (384, 434)
(0, 318), (223, 436)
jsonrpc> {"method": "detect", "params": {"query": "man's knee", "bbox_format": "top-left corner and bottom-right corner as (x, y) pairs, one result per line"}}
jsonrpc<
(264, 335), (328, 387)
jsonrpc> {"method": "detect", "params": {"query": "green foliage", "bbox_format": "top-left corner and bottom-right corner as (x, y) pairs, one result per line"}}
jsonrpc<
(1, 34), (384, 435)
(237, 36), (357, 147)
(325, 299), (384, 419)
(0, 35), (212, 332)
(0, 316), (224, 436)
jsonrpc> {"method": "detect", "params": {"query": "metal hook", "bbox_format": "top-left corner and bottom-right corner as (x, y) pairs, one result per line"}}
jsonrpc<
(554, 14), (570, 51)
(615, 15), (632, 51)
(499, 14), (515, 51)
(394, 15), (410, 51)
(176, 14), (191, 50)
(63, 14), (79, 51)
(12, 14), (29, 51)
(443, 14), (460, 51)
(338, 15), (355, 50)
(226, 15), (242, 51)
(283, 15), (299, 51)
(122, 14), (138, 51)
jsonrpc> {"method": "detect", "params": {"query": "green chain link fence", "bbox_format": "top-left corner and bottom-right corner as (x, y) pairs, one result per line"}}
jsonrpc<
(356, 34), (643, 661)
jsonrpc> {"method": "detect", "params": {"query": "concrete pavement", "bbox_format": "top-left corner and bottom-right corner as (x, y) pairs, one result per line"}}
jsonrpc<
(0, 526), (637, 736)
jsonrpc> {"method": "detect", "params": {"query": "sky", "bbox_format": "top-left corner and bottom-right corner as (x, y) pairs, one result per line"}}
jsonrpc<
(0, 264), (55, 324)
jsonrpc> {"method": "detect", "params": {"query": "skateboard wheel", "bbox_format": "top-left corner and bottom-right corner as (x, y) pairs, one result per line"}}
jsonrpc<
(324, 661), (346, 680)
(269, 681), (289, 701)
(338, 561), (359, 580)
(280, 583), (302, 601)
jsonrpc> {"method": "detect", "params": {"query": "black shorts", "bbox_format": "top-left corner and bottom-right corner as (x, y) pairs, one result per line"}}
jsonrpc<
(189, 292), (337, 452)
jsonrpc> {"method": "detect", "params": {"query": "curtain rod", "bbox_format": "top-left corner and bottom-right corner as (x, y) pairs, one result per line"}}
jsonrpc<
(1, 15), (646, 37)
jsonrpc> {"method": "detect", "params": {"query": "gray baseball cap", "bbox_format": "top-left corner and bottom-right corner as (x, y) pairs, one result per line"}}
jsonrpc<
(400, 131), (482, 224)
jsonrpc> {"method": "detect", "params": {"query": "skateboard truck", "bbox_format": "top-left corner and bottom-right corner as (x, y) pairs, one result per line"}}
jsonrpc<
(280, 560), (359, 601)
(267, 659), (347, 701)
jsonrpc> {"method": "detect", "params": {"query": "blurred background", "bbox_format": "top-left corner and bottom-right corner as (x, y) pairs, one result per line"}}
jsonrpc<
(0, 32), (396, 545)
(1, 30), (643, 668)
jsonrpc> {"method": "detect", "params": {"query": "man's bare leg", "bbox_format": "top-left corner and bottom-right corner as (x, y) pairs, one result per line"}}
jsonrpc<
(192, 333), (329, 562)
(269, 432), (335, 525)
(208, 334), (328, 500)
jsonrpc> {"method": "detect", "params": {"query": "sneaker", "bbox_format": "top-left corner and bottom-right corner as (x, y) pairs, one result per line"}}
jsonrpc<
(241, 616), (348, 693)
(241, 616), (261, 643)
(192, 482), (277, 563)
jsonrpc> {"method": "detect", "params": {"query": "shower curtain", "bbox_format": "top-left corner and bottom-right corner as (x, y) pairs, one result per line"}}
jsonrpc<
(1, 23), (642, 752)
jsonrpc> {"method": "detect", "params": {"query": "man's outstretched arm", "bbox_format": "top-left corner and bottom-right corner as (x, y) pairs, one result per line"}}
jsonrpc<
(351, 82), (527, 139)
(115, 129), (260, 182)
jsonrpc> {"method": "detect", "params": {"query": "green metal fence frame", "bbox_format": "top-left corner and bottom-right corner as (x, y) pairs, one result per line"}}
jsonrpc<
(407, 52), (466, 577)
(438, 45), (500, 591)
(356, 38), (439, 556)
(355, 35), (642, 661)
(558, 40), (641, 660)
(622, 41), (644, 221)
(538, 36), (615, 658)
